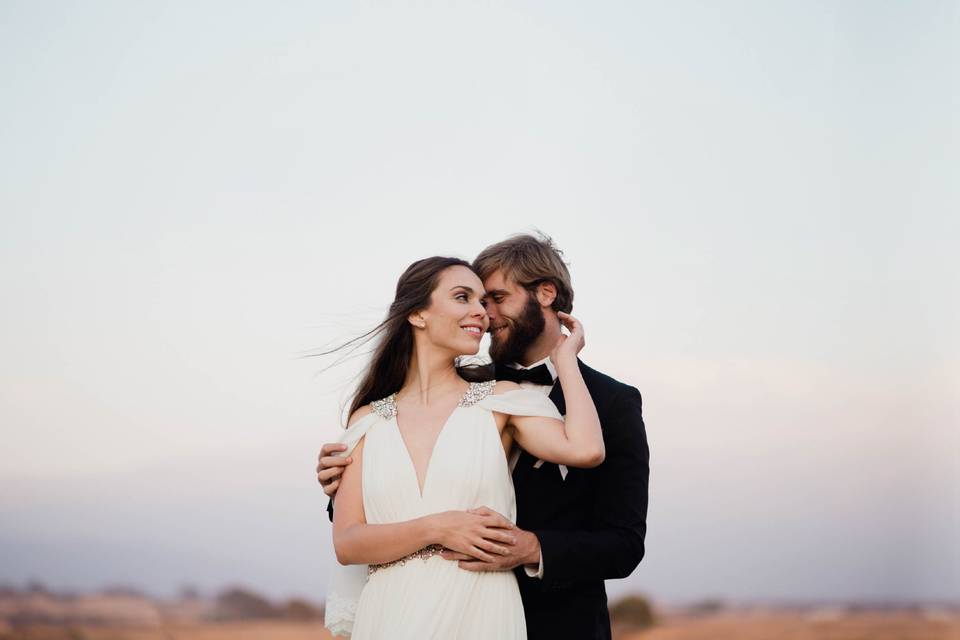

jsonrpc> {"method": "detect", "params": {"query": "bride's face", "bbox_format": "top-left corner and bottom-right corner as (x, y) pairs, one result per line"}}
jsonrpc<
(414, 265), (490, 356)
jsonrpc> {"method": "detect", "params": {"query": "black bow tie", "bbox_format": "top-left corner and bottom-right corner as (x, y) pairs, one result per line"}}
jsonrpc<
(497, 363), (555, 386)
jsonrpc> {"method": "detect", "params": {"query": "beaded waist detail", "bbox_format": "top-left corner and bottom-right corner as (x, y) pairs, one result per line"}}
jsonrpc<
(368, 544), (445, 575)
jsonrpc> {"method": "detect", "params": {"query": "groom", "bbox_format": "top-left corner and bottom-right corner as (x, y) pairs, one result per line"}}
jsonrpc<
(317, 233), (649, 640)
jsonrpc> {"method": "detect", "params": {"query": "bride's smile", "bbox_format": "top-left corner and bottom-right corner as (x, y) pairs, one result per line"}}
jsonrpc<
(411, 265), (490, 357)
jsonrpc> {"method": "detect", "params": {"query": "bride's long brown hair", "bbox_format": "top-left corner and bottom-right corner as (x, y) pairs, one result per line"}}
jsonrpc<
(324, 256), (494, 422)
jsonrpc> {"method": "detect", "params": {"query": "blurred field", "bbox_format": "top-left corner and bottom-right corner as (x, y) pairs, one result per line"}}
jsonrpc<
(616, 610), (960, 640)
(2, 611), (958, 640)
(2, 587), (957, 640)
(0, 621), (335, 640)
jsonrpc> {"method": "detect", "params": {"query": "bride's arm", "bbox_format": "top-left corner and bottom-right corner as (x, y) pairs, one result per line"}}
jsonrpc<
(506, 312), (605, 468)
(332, 409), (517, 566)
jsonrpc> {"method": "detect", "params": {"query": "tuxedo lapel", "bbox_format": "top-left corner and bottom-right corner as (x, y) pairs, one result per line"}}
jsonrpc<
(511, 450), (528, 485)
(548, 380), (565, 415)
(506, 358), (583, 485)
(512, 382), (560, 487)
(545, 358), (590, 416)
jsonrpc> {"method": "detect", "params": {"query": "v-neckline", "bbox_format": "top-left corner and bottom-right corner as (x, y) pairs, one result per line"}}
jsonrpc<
(392, 385), (470, 498)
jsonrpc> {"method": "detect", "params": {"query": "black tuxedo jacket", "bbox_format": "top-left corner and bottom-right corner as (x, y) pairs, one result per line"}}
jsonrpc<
(507, 359), (649, 640)
(324, 360), (649, 640)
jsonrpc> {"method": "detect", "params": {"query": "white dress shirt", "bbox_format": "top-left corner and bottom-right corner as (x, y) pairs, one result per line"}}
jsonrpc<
(505, 356), (559, 580)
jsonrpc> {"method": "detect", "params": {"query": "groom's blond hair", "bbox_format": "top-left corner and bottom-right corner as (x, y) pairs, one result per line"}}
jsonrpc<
(473, 232), (574, 314)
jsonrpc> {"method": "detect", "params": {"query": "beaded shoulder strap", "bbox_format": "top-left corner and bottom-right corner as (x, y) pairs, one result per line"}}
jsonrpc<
(458, 380), (496, 407)
(370, 394), (398, 419)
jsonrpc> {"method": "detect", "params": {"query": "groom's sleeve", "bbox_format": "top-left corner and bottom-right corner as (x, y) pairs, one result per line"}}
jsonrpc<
(533, 386), (649, 585)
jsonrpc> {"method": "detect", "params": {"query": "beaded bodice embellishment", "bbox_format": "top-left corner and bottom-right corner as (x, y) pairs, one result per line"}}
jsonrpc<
(458, 380), (495, 407)
(371, 394), (398, 419)
(368, 544), (445, 575)
(369, 380), (494, 419)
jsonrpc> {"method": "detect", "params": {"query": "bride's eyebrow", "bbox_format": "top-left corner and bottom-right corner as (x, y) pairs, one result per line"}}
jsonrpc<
(449, 285), (476, 295)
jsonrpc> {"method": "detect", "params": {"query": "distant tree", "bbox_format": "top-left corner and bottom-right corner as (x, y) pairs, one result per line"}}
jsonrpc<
(179, 584), (202, 601)
(609, 594), (658, 630)
(64, 625), (88, 640)
(26, 580), (50, 595)
(688, 598), (726, 616)
(214, 587), (280, 620)
(283, 598), (323, 621)
(99, 584), (147, 598)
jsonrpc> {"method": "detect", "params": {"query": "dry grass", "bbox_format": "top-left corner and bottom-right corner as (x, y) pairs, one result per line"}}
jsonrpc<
(2, 612), (958, 640)
(616, 610), (960, 640)
(0, 621), (335, 640)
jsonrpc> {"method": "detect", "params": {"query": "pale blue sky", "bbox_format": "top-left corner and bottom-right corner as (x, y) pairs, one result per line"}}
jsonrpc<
(1, 1), (957, 603)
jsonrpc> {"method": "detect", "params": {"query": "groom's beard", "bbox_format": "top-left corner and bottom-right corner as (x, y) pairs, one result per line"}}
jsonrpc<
(488, 294), (546, 367)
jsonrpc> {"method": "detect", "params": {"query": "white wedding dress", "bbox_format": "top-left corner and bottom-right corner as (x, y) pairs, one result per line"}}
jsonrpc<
(325, 380), (562, 639)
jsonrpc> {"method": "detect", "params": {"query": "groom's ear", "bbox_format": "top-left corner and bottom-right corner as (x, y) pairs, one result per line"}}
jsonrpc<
(534, 281), (557, 309)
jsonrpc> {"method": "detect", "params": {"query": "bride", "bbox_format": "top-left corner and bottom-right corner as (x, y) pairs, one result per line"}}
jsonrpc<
(325, 256), (603, 639)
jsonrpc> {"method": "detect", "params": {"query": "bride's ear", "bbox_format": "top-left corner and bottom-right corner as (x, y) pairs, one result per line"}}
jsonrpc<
(408, 312), (427, 329)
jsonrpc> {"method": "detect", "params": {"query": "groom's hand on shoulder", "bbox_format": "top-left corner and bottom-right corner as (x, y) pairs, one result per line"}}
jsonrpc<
(317, 442), (351, 497)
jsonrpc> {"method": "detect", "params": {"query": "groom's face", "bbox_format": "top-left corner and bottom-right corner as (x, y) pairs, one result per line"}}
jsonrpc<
(482, 269), (545, 365)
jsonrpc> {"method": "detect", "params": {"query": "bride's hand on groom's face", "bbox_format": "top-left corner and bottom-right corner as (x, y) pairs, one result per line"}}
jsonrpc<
(550, 311), (585, 365)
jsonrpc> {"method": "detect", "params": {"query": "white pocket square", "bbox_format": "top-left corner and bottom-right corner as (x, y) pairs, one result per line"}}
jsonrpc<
(532, 458), (569, 480)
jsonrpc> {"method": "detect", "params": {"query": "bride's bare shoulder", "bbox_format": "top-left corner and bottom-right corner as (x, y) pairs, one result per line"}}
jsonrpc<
(347, 404), (374, 426)
(492, 380), (521, 395)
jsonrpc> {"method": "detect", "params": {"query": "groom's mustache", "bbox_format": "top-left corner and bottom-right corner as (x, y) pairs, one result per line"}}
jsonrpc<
(488, 322), (510, 336)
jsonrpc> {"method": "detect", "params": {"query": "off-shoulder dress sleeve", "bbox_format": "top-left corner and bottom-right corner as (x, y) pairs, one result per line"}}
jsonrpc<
(324, 409), (384, 638)
(335, 410), (381, 456)
(475, 388), (562, 420)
